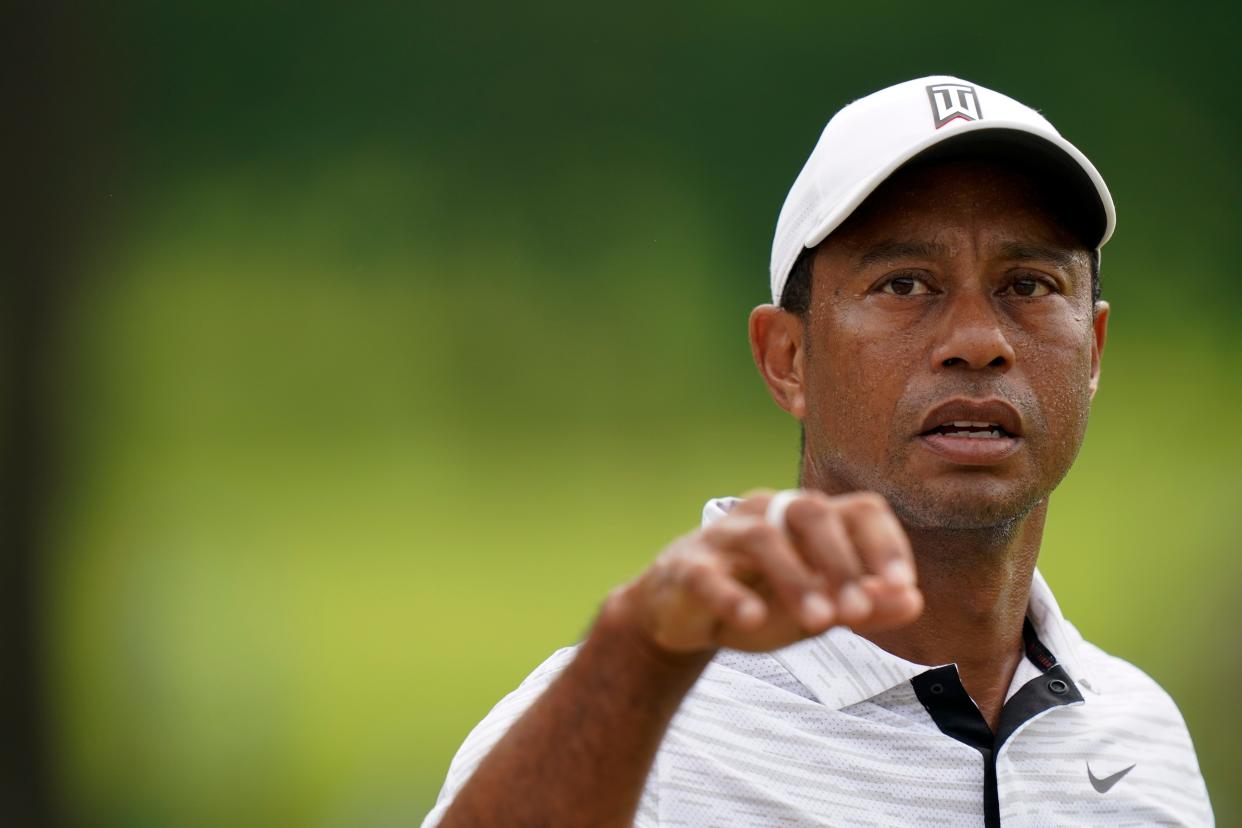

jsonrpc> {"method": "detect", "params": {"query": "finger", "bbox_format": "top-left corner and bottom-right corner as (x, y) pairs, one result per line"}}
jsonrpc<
(762, 489), (801, 533)
(705, 516), (833, 630)
(856, 576), (924, 630)
(681, 556), (767, 630)
(837, 492), (917, 588)
(731, 491), (774, 518)
(781, 495), (873, 623)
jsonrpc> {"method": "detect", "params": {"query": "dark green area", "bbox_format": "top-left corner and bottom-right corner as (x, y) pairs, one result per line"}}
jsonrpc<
(54, 3), (1239, 825)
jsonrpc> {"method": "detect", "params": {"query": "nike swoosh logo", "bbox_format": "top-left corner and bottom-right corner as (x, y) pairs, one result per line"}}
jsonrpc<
(1087, 762), (1136, 793)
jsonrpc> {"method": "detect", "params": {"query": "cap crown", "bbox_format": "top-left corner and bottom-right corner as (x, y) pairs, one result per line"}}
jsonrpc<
(769, 76), (1114, 304)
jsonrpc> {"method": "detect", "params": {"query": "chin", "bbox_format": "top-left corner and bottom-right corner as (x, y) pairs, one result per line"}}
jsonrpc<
(884, 483), (1046, 531)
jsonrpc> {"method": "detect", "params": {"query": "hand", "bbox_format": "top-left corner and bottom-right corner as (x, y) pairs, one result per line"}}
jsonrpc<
(612, 490), (923, 655)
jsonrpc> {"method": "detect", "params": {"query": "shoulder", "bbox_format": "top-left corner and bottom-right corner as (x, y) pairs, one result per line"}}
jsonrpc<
(457, 644), (582, 744)
(1063, 618), (1196, 736)
(1075, 633), (1188, 719)
(517, 644), (581, 688)
(450, 644), (583, 745)
(1069, 631), (1214, 815)
(1047, 609), (1185, 713)
(420, 645), (581, 827)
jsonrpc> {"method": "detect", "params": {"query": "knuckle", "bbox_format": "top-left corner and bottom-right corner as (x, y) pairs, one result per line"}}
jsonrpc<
(804, 489), (834, 507)
(831, 550), (865, 578)
(738, 518), (778, 546)
(847, 491), (890, 513)
(813, 524), (864, 573)
(820, 505), (849, 529)
(660, 536), (699, 566)
(704, 519), (741, 546)
(682, 560), (715, 590)
(789, 495), (830, 522)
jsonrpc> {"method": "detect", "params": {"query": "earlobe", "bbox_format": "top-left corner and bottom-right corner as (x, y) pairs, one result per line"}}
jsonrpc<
(749, 304), (807, 418)
(1088, 300), (1110, 400)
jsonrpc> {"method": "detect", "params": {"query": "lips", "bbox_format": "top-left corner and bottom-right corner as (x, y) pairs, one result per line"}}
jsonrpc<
(915, 398), (1024, 466)
(918, 398), (1023, 438)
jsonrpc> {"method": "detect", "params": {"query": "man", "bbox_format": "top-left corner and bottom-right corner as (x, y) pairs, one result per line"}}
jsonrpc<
(422, 77), (1213, 826)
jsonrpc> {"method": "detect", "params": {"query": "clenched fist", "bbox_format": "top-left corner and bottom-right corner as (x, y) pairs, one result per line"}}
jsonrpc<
(610, 490), (924, 655)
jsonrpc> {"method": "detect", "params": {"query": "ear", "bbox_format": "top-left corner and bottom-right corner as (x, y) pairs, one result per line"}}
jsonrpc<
(1088, 300), (1110, 400)
(749, 304), (808, 418)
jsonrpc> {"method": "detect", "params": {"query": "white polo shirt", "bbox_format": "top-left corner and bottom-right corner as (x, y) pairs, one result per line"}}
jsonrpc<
(422, 498), (1213, 827)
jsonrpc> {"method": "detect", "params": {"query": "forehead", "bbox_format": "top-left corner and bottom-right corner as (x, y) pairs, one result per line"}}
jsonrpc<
(822, 158), (1089, 257)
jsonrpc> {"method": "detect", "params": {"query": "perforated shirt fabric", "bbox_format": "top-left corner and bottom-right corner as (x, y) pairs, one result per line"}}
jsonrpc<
(421, 497), (1214, 827)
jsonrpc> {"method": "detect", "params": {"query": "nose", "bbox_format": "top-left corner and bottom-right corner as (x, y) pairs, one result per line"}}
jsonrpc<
(929, 291), (1016, 372)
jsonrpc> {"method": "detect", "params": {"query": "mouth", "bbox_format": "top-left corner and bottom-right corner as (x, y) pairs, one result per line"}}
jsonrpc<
(919, 420), (1016, 440)
(915, 399), (1025, 465)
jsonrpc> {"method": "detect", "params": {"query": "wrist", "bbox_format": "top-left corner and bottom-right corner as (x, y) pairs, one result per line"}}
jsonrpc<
(596, 583), (717, 677)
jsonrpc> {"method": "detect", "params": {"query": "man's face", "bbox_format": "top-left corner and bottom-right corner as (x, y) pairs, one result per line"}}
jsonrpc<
(770, 159), (1109, 530)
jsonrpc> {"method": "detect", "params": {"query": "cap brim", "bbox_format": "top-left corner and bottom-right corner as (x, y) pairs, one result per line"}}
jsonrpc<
(802, 122), (1115, 255)
(901, 128), (1113, 250)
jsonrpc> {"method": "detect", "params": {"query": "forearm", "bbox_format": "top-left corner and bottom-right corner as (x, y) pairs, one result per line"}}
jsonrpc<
(437, 587), (714, 828)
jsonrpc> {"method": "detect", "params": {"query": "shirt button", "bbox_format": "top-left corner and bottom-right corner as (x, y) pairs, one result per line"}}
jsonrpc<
(1048, 678), (1069, 695)
(930, 683), (944, 695)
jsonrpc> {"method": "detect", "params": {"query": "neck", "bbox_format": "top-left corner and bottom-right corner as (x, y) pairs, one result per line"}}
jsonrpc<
(871, 501), (1044, 661)
(865, 500), (1047, 729)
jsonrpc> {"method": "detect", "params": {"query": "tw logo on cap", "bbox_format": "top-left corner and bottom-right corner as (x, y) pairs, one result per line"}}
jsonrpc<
(926, 83), (982, 128)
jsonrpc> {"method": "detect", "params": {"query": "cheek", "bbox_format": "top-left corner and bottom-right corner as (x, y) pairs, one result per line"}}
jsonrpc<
(806, 315), (918, 439)
(1020, 325), (1096, 442)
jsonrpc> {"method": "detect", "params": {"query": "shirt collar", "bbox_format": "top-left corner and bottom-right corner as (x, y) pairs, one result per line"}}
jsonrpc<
(701, 496), (1101, 709)
(1026, 566), (1098, 694)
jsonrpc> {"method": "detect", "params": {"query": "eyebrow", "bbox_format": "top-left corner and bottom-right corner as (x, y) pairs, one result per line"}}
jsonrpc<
(857, 241), (949, 269)
(994, 242), (1080, 271)
(855, 240), (1081, 271)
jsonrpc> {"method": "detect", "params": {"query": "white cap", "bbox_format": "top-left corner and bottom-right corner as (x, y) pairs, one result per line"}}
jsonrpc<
(770, 76), (1115, 304)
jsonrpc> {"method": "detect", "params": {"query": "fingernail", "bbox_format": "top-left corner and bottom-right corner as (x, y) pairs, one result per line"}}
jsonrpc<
(801, 593), (833, 627)
(884, 560), (915, 587)
(838, 583), (871, 618)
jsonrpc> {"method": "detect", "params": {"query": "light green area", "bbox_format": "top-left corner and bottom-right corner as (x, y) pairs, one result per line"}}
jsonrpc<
(52, 166), (1241, 826)
(50, 3), (1240, 824)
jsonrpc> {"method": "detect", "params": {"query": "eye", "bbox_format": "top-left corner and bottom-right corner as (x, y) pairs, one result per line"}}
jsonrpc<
(879, 273), (933, 296)
(1003, 276), (1055, 297)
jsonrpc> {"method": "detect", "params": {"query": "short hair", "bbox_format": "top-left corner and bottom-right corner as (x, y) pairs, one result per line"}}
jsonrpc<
(778, 244), (1101, 316)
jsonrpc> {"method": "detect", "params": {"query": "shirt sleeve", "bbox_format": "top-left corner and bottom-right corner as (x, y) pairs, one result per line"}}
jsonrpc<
(419, 644), (661, 827)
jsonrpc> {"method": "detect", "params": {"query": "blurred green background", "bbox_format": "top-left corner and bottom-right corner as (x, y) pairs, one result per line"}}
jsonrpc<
(39, 2), (1239, 825)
